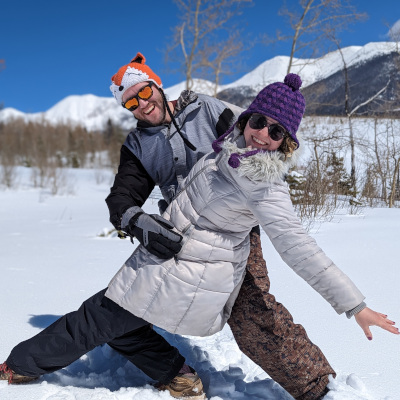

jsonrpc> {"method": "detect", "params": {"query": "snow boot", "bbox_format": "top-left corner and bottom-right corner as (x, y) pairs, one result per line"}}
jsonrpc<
(156, 367), (206, 399)
(0, 362), (38, 384)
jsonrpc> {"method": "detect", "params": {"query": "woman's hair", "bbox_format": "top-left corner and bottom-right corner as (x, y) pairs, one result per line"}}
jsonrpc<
(279, 135), (298, 158)
(237, 116), (298, 159)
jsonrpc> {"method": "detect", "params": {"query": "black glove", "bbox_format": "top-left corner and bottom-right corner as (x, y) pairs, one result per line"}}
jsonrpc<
(123, 207), (182, 259)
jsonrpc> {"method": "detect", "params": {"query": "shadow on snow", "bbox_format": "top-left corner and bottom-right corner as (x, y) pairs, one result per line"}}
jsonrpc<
(27, 315), (292, 399)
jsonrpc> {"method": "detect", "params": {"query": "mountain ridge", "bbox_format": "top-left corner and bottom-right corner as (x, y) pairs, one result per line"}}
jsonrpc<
(1, 41), (398, 131)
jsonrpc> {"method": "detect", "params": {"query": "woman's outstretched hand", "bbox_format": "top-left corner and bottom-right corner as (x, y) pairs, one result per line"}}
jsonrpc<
(355, 307), (399, 340)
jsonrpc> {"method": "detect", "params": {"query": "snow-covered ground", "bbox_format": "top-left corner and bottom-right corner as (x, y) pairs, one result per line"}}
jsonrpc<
(0, 167), (399, 400)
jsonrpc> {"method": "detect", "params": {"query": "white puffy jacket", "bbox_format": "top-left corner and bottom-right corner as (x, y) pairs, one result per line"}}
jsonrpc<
(105, 132), (365, 336)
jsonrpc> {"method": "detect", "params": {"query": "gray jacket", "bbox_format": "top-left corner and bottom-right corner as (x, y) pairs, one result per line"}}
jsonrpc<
(105, 130), (365, 336)
(123, 91), (238, 204)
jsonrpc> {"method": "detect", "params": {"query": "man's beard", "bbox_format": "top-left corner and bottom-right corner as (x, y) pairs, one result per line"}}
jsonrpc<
(137, 96), (167, 127)
(147, 100), (167, 126)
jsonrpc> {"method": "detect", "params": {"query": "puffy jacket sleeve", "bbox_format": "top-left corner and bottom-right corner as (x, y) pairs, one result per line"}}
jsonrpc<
(249, 182), (365, 315)
(105, 144), (155, 229)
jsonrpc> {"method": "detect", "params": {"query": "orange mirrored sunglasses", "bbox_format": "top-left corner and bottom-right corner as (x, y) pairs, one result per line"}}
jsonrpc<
(122, 82), (155, 111)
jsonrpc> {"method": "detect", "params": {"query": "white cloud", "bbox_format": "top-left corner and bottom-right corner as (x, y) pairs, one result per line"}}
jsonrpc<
(387, 19), (400, 40)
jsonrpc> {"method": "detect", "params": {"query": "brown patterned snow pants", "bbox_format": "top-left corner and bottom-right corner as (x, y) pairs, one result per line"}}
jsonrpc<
(228, 230), (335, 400)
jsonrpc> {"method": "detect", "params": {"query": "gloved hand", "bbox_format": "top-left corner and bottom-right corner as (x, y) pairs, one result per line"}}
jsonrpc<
(122, 206), (182, 259)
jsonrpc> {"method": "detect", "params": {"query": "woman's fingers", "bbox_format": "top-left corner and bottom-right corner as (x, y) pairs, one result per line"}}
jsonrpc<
(363, 326), (373, 340)
(355, 308), (399, 340)
(378, 315), (399, 334)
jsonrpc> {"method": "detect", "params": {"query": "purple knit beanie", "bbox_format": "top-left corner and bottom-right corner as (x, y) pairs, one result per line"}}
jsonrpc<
(213, 73), (305, 156)
(240, 73), (305, 147)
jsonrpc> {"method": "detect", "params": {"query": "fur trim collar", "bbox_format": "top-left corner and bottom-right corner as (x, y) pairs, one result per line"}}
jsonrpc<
(174, 90), (198, 113)
(221, 136), (301, 183)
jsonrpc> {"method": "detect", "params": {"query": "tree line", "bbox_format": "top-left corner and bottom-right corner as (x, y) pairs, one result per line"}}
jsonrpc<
(0, 119), (125, 193)
(1, 114), (398, 212)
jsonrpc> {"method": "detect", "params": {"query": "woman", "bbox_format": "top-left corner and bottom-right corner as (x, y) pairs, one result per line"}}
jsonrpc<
(105, 74), (398, 341)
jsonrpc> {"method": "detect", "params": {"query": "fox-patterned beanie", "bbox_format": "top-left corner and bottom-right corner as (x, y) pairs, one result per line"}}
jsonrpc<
(110, 52), (162, 105)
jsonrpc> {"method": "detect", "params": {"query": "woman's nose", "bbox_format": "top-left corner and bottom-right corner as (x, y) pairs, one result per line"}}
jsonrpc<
(259, 125), (270, 137)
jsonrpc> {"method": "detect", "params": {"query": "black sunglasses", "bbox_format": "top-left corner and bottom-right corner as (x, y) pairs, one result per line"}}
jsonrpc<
(122, 82), (155, 111)
(248, 114), (287, 141)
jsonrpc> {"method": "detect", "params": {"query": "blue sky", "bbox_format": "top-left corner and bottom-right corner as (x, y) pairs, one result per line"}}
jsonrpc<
(1, 0), (399, 113)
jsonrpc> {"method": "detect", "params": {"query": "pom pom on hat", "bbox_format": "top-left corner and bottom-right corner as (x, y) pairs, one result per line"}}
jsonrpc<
(110, 52), (162, 105)
(284, 73), (302, 91)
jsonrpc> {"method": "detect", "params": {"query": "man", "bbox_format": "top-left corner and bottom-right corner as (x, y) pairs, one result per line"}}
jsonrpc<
(106, 53), (335, 399)
(0, 53), (333, 400)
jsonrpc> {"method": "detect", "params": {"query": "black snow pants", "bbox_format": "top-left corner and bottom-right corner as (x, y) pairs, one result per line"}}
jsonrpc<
(6, 289), (184, 384)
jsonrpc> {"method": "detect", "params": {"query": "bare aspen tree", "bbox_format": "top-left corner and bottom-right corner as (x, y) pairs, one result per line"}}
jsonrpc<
(346, 80), (390, 190)
(0, 122), (18, 188)
(385, 119), (400, 208)
(0, 59), (5, 109)
(385, 27), (400, 206)
(310, 133), (338, 181)
(329, 35), (390, 192)
(198, 32), (245, 96)
(167, 0), (252, 92)
(364, 118), (400, 206)
(373, 118), (388, 202)
(272, 0), (367, 74)
(389, 157), (400, 208)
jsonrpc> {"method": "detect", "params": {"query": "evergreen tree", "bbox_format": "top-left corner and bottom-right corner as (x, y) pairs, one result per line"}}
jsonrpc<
(361, 165), (379, 205)
(325, 152), (354, 197)
(287, 169), (306, 205)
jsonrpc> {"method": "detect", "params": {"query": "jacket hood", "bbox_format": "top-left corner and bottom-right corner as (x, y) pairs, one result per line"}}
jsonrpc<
(220, 129), (302, 183)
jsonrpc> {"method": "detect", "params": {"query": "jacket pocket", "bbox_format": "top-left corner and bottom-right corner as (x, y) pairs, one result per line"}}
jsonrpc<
(175, 224), (194, 260)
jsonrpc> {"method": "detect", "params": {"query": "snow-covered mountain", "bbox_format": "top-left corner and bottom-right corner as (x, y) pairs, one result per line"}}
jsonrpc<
(0, 95), (136, 132)
(302, 50), (400, 116)
(0, 42), (398, 131)
(221, 42), (398, 91)
(217, 42), (400, 110)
